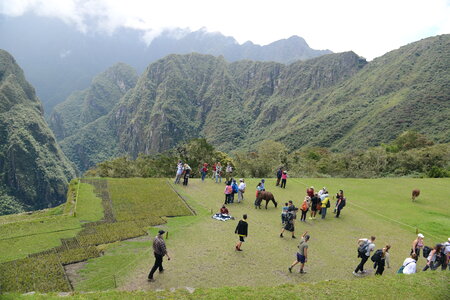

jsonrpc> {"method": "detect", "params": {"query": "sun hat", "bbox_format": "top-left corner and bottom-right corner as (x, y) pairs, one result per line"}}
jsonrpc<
(418, 233), (424, 238)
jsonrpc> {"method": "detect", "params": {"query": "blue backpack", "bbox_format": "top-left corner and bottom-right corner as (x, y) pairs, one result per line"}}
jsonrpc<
(232, 183), (238, 193)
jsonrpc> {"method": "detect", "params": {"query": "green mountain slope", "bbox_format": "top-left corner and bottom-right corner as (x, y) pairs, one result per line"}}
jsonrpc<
(60, 35), (450, 171)
(0, 49), (76, 215)
(49, 63), (138, 140)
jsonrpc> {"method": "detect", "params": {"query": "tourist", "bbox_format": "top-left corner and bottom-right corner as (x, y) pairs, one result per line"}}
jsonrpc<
(281, 202), (289, 225)
(289, 232), (310, 274)
(400, 253), (418, 274)
(224, 181), (233, 204)
(335, 193), (346, 218)
(225, 162), (233, 182)
(300, 196), (310, 222)
(201, 163), (208, 182)
(309, 193), (320, 220)
(148, 230), (171, 282)
(231, 179), (238, 203)
(306, 186), (314, 198)
(423, 244), (443, 271)
(320, 194), (330, 219)
(254, 183), (263, 208)
(353, 236), (376, 275)
(375, 245), (391, 275)
(215, 162), (222, 183)
(182, 163), (191, 186)
(174, 160), (183, 184)
(235, 214), (248, 251)
(318, 187), (326, 197)
(211, 163), (216, 179)
(411, 233), (425, 259)
(260, 178), (266, 191)
(442, 238), (450, 270)
(220, 205), (229, 216)
(237, 178), (246, 203)
(276, 167), (283, 187)
(280, 201), (297, 238)
(280, 171), (288, 188)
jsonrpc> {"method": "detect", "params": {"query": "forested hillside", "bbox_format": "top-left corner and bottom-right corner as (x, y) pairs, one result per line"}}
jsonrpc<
(0, 50), (76, 215)
(60, 35), (450, 172)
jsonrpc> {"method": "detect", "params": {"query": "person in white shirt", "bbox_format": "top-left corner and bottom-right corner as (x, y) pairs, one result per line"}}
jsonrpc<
(353, 236), (376, 275)
(444, 238), (450, 270)
(402, 253), (418, 274)
(238, 179), (246, 203)
(174, 160), (183, 184)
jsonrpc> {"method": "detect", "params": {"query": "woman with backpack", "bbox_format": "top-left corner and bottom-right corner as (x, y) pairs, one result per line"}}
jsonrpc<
(335, 194), (346, 218)
(300, 196), (310, 222)
(374, 245), (391, 275)
(399, 253), (418, 274)
(423, 244), (443, 271)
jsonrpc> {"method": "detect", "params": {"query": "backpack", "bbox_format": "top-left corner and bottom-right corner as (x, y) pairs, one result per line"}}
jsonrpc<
(358, 241), (370, 257)
(301, 202), (308, 211)
(341, 198), (346, 208)
(397, 261), (413, 274)
(422, 246), (432, 258)
(371, 249), (383, 262)
(325, 197), (331, 208)
(232, 183), (238, 194)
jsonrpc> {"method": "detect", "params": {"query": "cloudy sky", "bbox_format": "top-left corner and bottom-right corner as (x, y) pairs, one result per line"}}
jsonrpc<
(1, 0), (449, 60)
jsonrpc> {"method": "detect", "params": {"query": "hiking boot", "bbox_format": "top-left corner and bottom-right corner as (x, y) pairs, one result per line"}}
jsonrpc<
(288, 267), (292, 273)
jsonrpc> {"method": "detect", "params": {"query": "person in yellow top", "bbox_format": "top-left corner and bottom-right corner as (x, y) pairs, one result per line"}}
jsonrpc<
(321, 193), (330, 219)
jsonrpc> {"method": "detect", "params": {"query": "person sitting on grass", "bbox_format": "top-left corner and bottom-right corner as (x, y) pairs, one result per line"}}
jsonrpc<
(289, 231), (310, 274)
(220, 205), (229, 216)
(400, 253), (418, 274)
(235, 214), (248, 251)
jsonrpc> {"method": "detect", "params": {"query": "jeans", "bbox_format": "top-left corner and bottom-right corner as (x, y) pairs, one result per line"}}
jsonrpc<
(321, 207), (327, 219)
(301, 210), (307, 221)
(215, 174), (221, 183)
(336, 207), (341, 217)
(174, 173), (182, 184)
(281, 179), (286, 188)
(355, 255), (369, 273)
(148, 253), (164, 279)
(201, 171), (206, 181)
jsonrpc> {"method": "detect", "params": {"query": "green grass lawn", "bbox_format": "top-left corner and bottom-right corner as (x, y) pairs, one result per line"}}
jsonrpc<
(71, 177), (449, 293)
(0, 182), (103, 263)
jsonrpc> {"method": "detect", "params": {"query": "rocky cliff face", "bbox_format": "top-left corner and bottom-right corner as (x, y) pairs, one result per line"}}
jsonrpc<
(0, 50), (76, 214)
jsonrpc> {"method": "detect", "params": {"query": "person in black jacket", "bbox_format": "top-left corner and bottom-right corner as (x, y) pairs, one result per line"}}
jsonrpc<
(235, 214), (248, 251)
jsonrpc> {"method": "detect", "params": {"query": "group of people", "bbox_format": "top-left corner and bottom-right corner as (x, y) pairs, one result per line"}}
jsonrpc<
(275, 168), (288, 188)
(174, 161), (192, 186)
(351, 233), (450, 278)
(224, 178), (246, 204)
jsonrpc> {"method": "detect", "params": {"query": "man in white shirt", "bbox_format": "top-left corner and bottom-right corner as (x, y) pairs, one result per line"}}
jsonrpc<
(353, 236), (376, 275)
(238, 179), (246, 203)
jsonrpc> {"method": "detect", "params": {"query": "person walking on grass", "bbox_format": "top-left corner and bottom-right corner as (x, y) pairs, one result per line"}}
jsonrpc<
(289, 232), (310, 274)
(423, 244), (443, 271)
(201, 163), (208, 182)
(353, 236), (376, 276)
(235, 214), (248, 251)
(238, 179), (246, 203)
(335, 193), (346, 218)
(280, 201), (297, 238)
(281, 202), (289, 225)
(276, 167), (283, 187)
(374, 245), (391, 275)
(280, 171), (288, 188)
(148, 230), (171, 282)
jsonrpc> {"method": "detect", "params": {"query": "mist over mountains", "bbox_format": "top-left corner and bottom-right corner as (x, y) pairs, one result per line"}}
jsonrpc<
(0, 15), (331, 112)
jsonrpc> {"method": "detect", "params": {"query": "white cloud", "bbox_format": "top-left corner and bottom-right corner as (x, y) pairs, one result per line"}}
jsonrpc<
(1, 0), (448, 60)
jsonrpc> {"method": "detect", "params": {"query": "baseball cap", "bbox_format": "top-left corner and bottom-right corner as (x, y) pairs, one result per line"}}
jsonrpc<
(418, 233), (424, 238)
(158, 230), (165, 235)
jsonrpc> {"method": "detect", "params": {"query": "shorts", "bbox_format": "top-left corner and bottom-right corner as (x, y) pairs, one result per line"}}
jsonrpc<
(239, 236), (245, 242)
(311, 204), (317, 211)
(297, 253), (306, 263)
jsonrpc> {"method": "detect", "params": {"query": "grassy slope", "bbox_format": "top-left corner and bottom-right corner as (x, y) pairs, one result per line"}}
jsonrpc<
(69, 178), (449, 293)
(0, 182), (103, 262)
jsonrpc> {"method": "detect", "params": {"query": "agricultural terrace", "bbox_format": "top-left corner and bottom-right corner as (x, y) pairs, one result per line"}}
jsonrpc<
(0, 178), (192, 293)
(72, 177), (449, 292)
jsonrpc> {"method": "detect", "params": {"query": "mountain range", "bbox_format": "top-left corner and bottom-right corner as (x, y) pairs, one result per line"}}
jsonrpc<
(51, 35), (450, 172)
(0, 15), (331, 112)
(0, 50), (75, 214)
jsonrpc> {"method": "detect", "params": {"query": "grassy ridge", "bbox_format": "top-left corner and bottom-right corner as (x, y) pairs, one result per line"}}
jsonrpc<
(2, 272), (448, 299)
